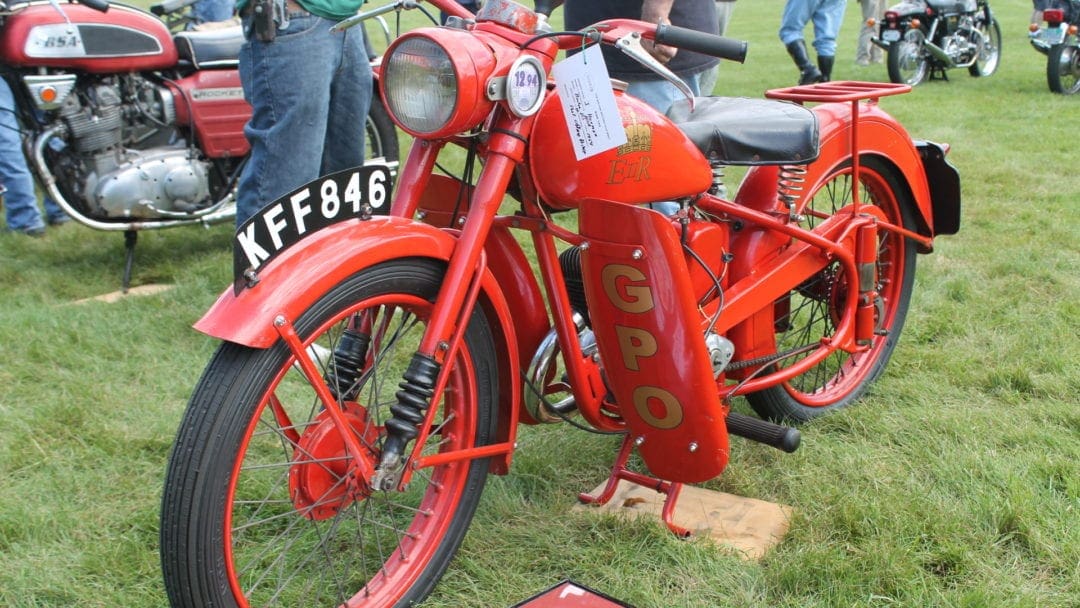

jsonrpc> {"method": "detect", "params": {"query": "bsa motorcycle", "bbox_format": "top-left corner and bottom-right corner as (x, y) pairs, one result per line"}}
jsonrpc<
(873, 0), (1001, 86)
(160, 0), (961, 606)
(1028, 0), (1080, 94)
(0, 0), (398, 289)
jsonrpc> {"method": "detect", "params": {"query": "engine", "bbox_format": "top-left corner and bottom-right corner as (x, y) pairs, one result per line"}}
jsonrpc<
(46, 74), (214, 220)
(942, 15), (981, 65)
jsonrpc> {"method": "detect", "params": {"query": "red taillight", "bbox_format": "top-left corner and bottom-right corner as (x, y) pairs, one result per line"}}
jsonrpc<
(1044, 8), (1065, 26)
(884, 10), (898, 22)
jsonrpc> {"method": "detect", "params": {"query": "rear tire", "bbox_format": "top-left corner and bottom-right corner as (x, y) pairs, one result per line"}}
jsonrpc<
(161, 259), (498, 607)
(366, 94), (400, 165)
(1047, 43), (1080, 94)
(746, 158), (918, 423)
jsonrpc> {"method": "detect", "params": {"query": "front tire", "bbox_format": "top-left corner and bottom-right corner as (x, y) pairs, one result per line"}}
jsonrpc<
(968, 17), (1002, 77)
(1047, 43), (1080, 94)
(746, 158), (918, 423)
(887, 35), (930, 86)
(161, 259), (498, 607)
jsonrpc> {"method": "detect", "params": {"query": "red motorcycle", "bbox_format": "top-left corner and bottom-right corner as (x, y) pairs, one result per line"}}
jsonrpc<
(160, 1), (961, 606)
(0, 0), (397, 288)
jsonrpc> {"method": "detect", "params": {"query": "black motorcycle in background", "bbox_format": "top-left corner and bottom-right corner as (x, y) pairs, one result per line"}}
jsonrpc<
(1028, 0), (1080, 94)
(874, 0), (1001, 86)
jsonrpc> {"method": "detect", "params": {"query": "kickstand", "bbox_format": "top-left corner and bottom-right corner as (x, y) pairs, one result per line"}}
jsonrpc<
(122, 230), (137, 294)
(578, 434), (690, 537)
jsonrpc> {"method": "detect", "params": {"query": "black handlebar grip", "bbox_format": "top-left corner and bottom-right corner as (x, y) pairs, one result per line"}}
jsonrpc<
(80, 0), (110, 13)
(655, 24), (747, 63)
(149, 0), (194, 16)
(534, 1), (555, 17)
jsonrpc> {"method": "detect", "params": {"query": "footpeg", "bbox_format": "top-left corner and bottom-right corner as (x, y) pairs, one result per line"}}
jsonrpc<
(725, 412), (800, 453)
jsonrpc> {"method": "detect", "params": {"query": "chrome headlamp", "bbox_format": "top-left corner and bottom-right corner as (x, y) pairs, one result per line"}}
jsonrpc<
(381, 29), (497, 138)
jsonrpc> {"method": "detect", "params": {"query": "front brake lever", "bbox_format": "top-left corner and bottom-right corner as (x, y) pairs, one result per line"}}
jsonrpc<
(614, 32), (695, 111)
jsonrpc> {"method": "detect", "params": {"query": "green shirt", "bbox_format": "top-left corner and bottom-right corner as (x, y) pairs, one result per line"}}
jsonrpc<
(237, 0), (365, 22)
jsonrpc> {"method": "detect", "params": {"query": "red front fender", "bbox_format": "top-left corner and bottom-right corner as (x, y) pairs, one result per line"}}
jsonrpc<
(196, 217), (483, 347)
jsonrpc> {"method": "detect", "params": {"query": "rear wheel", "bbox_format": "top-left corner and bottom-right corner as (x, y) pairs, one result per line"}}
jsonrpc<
(968, 17), (1001, 77)
(161, 259), (498, 607)
(887, 34), (930, 85)
(1047, 43), (1080, 94)
(366, 94), (400, 166)
(746, 158), (918, 423)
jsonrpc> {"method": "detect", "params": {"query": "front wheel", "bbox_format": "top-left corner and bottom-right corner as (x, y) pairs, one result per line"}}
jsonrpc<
(1047, 43), (1080, 94)
(887, 35), (930, 86)
(161, 259), (499, 607)
(745, 157), (918, 423)
(968, 17), (1002, 77)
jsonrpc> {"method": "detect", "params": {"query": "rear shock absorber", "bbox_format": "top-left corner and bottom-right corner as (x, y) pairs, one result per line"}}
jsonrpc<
(372, 353), (441, 490)
(778, 164), (807, 221)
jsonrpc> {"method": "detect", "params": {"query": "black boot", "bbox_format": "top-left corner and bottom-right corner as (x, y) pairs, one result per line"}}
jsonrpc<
(817, 55), (835, 82)
(786, 40), (823, 85)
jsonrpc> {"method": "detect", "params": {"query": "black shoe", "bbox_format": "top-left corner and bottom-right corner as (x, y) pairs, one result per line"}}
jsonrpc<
(47, 214), (71, 226)
(817, 55), (835, 82)
(10, 225), (46, 237)
(786, 40), (823, 85)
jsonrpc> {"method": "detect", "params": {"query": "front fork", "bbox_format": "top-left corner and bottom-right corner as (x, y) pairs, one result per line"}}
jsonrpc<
(370, 111), (534, 491)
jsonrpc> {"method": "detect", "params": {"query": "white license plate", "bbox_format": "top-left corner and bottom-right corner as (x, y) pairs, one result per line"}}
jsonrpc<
(882, 29), (901, 43)
(1040, 28), (1066, 45)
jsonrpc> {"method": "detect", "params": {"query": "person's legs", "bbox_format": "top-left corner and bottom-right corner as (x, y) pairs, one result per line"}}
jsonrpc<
(856, 0), (885, 64)
(780, 0), (823, 84)
(810, 0), (847, 58)
(321, 25), (372, 176)
(0, 80), (46, 234)
(236, 14), (336, 226)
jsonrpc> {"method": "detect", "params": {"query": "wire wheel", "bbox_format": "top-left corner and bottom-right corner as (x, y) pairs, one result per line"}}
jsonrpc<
(161, 259), (498, 607)
(746, 158), (918, 423)
(888, 34), (930, 86)
(968, 17), (1001, 77)
(1047, 43), (1080, 94)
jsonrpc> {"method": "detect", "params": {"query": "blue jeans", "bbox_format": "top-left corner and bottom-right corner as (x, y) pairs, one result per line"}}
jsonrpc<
(193, 0), (235, 24)
(626, 70), (704, 116)
(779, 0), (848, 57)
(1, 79), (66, 232)
(236, 13), (373, 225)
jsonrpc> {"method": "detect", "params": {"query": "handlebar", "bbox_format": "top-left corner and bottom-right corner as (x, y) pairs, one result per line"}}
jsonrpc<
(79, 0), (110, 12)
(655, 23), (747, 63)
(149, 0), (198, 16)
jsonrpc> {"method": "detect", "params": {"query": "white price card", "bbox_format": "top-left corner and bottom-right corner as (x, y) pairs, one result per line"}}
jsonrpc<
(551, 44), (627, 160)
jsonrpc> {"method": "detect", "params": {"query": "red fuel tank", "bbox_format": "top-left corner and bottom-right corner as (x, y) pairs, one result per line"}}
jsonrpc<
(528, 88), (712, 210)
(1, 3), (178, 73)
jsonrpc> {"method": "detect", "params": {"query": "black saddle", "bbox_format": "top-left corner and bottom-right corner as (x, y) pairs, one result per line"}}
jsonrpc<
(666, 97), (819, 166)
(174, 26), (244, 69)
(926, 0), (978, 14)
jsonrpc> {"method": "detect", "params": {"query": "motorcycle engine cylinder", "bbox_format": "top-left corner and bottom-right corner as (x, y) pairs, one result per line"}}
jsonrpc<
(559, 246), (590, 326)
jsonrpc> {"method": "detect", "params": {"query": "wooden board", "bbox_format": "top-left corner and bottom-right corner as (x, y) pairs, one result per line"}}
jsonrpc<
(573, 480), (793, 560)
(73, 283), (174, 304)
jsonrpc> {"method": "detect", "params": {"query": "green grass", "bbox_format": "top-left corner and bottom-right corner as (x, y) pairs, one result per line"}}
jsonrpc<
(1, 1), (1078, 606)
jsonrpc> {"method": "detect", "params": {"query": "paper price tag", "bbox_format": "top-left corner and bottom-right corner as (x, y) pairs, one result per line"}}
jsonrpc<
(551, 44), (627, 160)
